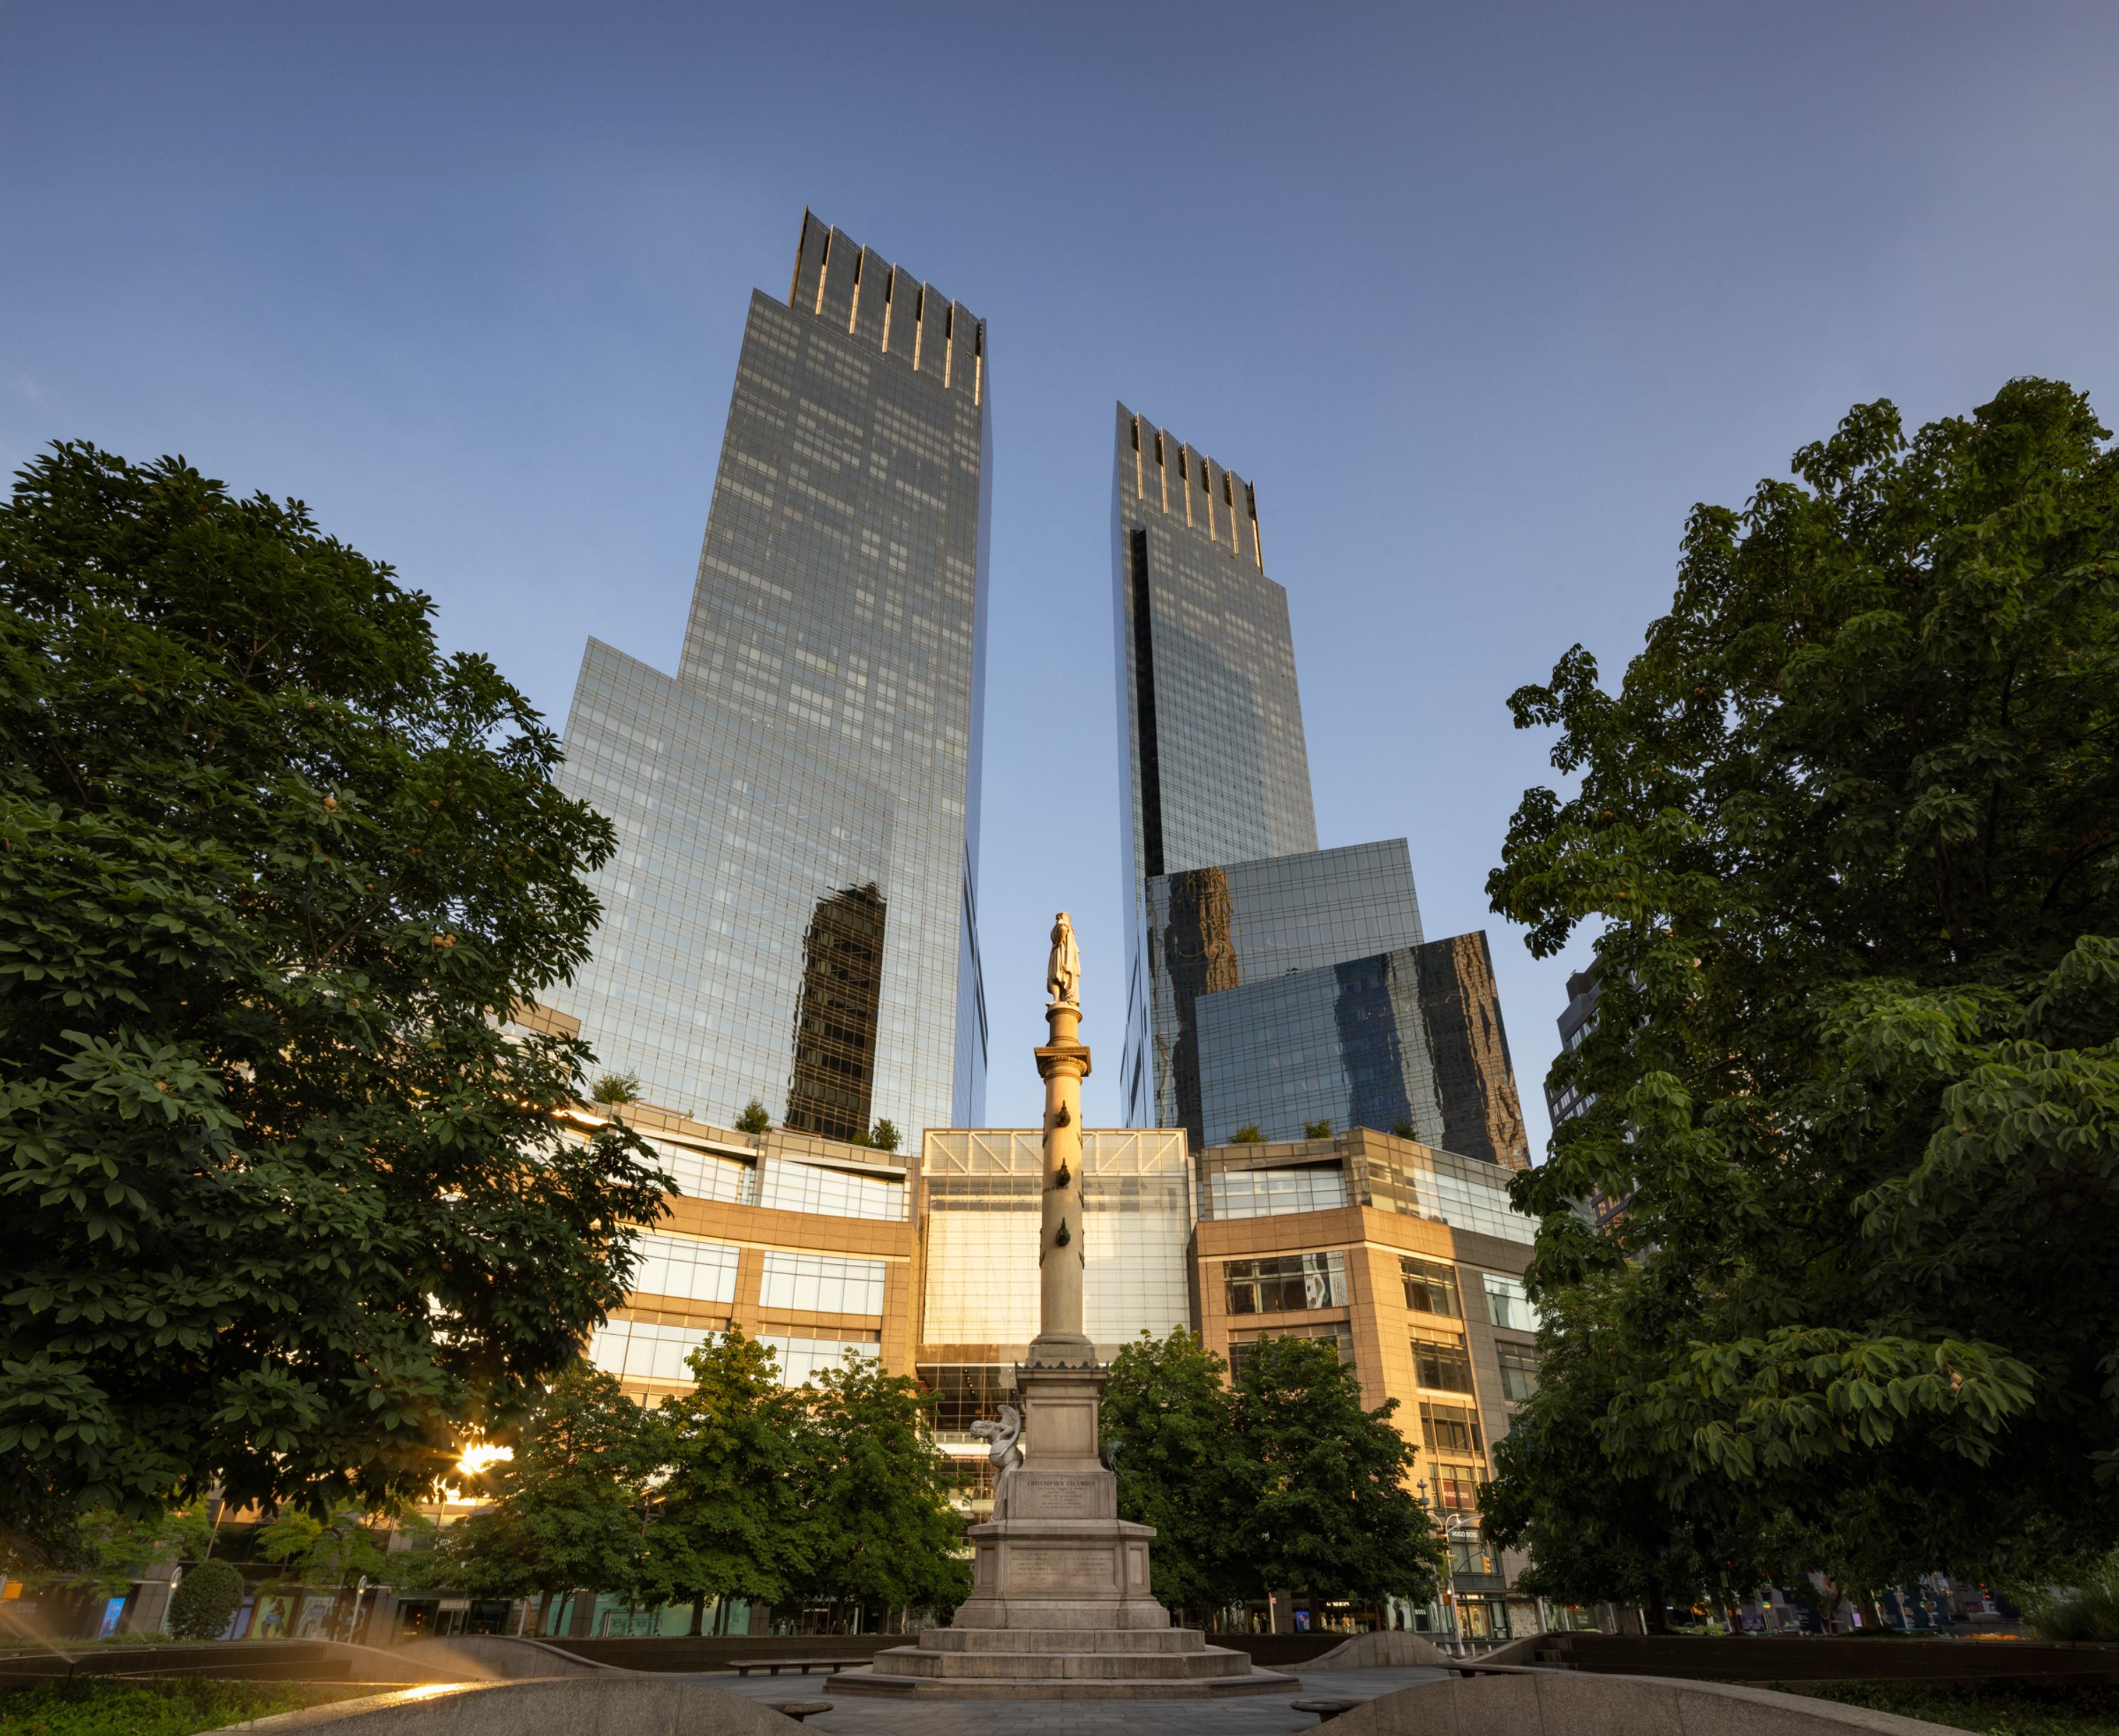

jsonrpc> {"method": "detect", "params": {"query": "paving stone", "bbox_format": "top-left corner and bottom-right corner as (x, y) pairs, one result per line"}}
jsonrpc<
(711, 1665), (1448, 1734)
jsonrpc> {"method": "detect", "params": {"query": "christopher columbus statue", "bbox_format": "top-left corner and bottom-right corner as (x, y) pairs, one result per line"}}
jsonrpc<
(1046, 912), (1081, 1010)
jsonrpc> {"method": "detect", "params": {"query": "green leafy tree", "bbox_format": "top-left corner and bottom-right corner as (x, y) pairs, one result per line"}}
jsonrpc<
(590, 1072), (640, 1106)
(255, 1506), (387, 1594)
(1101, 1329), (1249, 1611)
(1103, 1329), (1442, 1615)
(438, 1362), (656, 1628)
(654, 1329), (810, 1613)
(866, 1119), (901, 1154)
(736, 1100), (771, 1135)
(1302, 1120), (1333, 1140)
(1228, 1124), (1265, 1144)
(166, 1557), (245, 1641)
(794, 1352), (968, 1613)
(0, 444), (668, 1555)
(1487, 379), (2119, 1597)
(1480, 1286), (1743, 1625)
(1231, 1335), (1442, 1608)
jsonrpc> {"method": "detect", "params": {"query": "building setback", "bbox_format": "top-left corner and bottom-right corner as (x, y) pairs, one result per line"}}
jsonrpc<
(550, 213), (991, 1139)
(1195, 929), (1530, 1164)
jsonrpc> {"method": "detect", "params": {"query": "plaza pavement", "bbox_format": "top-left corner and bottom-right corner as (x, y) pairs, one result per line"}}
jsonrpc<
(714, 1665), (1453, 1734)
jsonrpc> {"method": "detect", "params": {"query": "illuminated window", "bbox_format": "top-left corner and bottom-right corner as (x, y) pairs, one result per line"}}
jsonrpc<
(1399, 1256), (1461, 1318)
(1412, 1327), (1474, 1393)
(1224, 1251), (1348, 1316)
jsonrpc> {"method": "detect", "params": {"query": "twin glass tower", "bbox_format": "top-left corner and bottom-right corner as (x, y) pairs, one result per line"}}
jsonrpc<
(549, 214), (1523, 1171)
(554, 214), (989, 1141)
(1111, 406), (1527, 1164)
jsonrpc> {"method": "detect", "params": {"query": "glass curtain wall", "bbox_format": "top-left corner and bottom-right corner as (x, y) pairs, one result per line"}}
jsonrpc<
(553, 215), (991, 1138)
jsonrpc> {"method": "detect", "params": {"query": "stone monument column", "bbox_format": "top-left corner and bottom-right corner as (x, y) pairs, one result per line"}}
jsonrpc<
(1035, 911), (1088, 1357)
(837, 913), (1292, 1696)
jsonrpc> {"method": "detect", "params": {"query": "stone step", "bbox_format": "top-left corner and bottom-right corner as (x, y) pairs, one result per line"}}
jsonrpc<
(830, 1664), (1297, 1700)
(868, 1644), (1254, 1681)
(919, 1627), (1206, 1654)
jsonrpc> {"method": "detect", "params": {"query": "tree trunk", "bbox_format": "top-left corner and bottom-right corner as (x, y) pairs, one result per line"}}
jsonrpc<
(689, 1594), (706, 1637)
(567, 1589), (595, 1637)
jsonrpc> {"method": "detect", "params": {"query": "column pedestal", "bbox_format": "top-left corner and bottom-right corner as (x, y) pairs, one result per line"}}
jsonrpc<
(835, 1345), (1296, 1697)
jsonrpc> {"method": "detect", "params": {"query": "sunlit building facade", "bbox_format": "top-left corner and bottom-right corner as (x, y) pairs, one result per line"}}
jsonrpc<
(914, 1127), (1194, 1518)
(1194, 1127), (1542, 1639)
(551, 212), (990, 1142)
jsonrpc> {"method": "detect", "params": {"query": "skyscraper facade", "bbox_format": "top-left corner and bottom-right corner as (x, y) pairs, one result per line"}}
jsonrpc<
(1108, 402), (1527, 1171)
(552, 215), (990, 1138)
(1110, 405), (1318, 1123)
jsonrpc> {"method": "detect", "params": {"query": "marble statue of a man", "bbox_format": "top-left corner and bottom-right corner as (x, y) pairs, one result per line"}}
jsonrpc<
(1046, 912), (1081, 1009)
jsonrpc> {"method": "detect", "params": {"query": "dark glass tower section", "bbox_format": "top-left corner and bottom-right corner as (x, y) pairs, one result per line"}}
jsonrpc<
(786, 882), (888, 1141)
(552, 214), (989, 1136)
(1193, 929), (1530, 1165)
(1111, 405), (1318, 1123)
(1146, 842), (1426, 1142)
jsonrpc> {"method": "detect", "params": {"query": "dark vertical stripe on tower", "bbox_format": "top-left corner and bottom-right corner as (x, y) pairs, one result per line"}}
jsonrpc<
(1130, 527), (1165, 879)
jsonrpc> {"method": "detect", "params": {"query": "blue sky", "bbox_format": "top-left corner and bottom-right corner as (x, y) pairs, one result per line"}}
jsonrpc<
(4, 3), (2115, 1143)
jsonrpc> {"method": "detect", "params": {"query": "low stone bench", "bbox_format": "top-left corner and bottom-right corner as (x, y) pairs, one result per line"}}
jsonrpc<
(771, 1702), (833, 1723)
(730, 1657), (868, 1675)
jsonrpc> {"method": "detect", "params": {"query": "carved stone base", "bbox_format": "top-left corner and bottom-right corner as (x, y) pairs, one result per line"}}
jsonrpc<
(832, 1348), (1295, 1698)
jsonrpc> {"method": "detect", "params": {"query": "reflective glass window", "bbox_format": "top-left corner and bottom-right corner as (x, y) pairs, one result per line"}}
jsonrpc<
(629, 1233), (741, 1305)
(1497, 1348), (1539, 1403)
(1412, 1326), (1475, 1393)
(1223, 1251), (1348, 1315)
(759, 1250), (887, 1316)
(1482, 1273), (1541, 1333)
(1400, 1256), (1461, 1318)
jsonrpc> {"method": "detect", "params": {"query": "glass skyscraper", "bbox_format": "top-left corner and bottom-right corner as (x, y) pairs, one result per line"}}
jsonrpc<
(1110, 404), (1319, 1122)
(1109, 404), (1527, 1170)
(552, 214), (990, 1139)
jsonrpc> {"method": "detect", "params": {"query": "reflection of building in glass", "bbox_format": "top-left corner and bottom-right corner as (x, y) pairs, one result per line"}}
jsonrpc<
(1111, 407), (1319, 1125)
(786, 882), (888, 1141)
(1193, 929), (1529, 1165)
(1548, 966), (1631, 1229)
(1414, 933), (1530, 1167)
(1144, 842), (1426, 1147)
(551, 213), (989, 1138)
(1547, 967), (1602, 1129)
